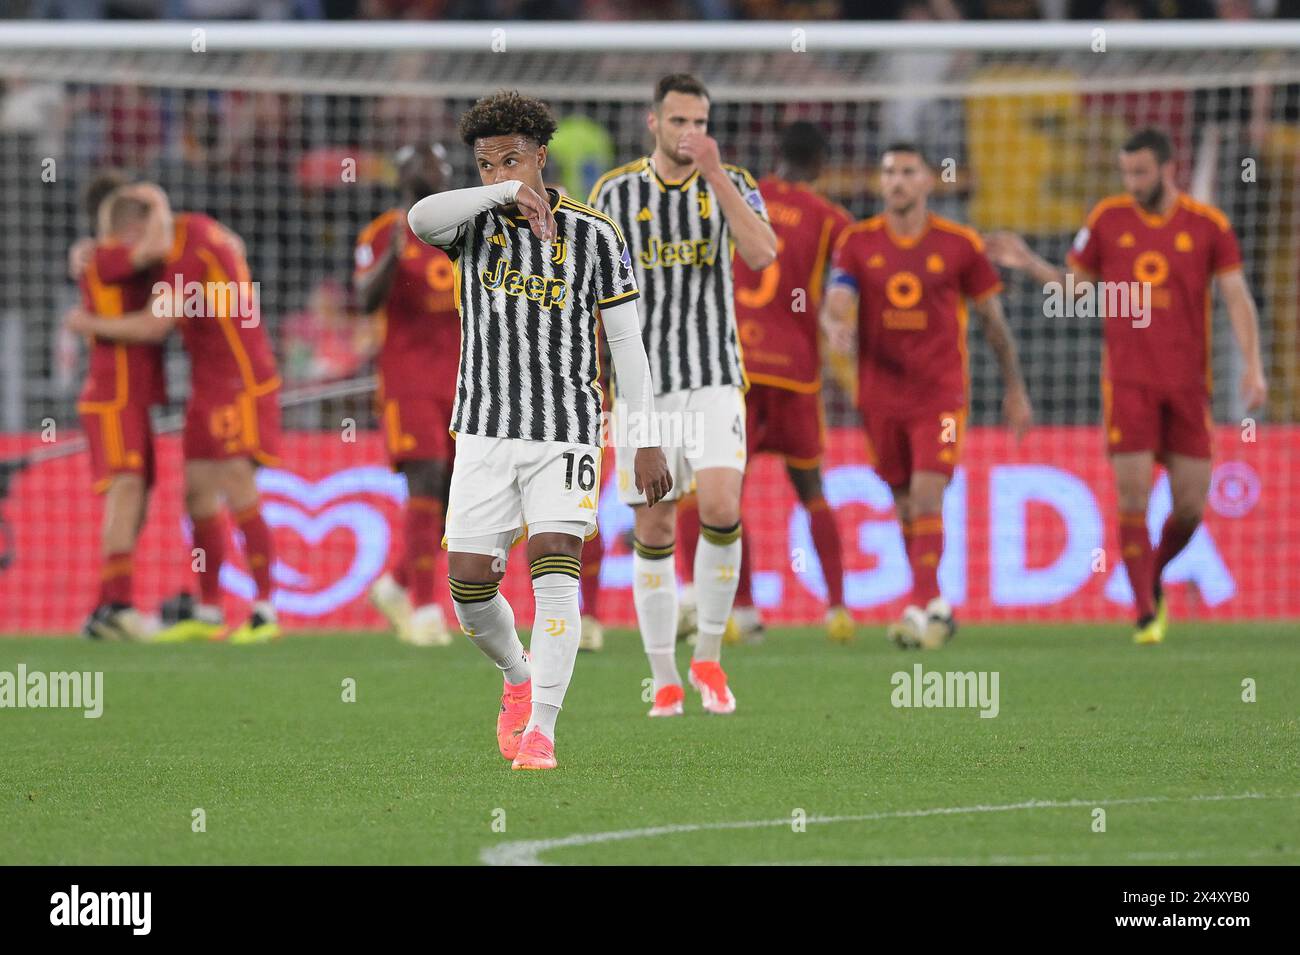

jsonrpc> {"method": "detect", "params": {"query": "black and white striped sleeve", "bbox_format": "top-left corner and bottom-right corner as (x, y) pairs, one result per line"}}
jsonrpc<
(594, 219), (639, 309)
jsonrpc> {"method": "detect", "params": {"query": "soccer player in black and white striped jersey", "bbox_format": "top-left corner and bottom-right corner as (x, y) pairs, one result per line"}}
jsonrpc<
(408, 91), (672, 770)
(590, 75), (777, 717)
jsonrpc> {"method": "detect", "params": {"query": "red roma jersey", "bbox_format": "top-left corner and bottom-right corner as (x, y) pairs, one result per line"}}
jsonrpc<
(166, 213), (279, 399)
(78, 244), (167, 407)
(734, 177), (852, 392)
(1067, 193), (1241, 394)
(354, 208), (460, 404)
(830, 213), (1003, 413)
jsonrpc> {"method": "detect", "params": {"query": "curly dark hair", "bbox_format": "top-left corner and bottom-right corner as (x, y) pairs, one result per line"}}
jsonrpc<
(458, 90), (558, 148)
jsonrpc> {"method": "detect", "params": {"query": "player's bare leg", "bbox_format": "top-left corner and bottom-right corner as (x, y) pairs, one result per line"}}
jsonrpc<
(1112, 451), (1162, 644)
(221, 458), (280, 645)
(633, 499), (683, 715)
(84, 474), (154, 641)
(447, 544), (532, 760)
(688, 466), (742, 713)
(1151, 453), (1211, 639)
(788, 463), (852, 643)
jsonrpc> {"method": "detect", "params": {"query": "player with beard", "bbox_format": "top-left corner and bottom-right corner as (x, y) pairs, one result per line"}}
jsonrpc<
(824, 143), (1033, 649)
(590, 73), (777, 717)
(987, 128), (1265, 645)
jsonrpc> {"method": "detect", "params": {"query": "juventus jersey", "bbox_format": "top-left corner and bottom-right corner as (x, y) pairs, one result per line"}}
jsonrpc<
(589, 157), (769, 396)
(440, 188), (638, 446)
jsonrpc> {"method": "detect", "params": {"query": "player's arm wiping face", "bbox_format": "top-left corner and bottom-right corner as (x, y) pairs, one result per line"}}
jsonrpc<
(407, 180), (523, 252)
(711, 168), (776, 270)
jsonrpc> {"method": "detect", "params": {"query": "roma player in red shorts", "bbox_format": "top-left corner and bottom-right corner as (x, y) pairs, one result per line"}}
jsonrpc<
(69, 187), (282, 645)
(73, 176), (173, 641)
(354, 144), (460, 648)
(679, 122), (855, 644)
(988, 128), (1266, 645)
(824, 143), (1033, 649)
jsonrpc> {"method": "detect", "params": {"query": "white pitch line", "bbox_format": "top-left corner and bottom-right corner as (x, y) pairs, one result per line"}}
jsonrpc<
(741, 847), (1300, 866)
(480, 791), (1300, 866)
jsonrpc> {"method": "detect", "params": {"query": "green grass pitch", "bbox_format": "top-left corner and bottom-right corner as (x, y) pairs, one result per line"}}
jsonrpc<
(1, 623), (1297, 865)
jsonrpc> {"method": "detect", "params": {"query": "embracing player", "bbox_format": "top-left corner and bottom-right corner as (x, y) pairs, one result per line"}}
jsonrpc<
(72, 174), (172, 641)
(408, 91), (671, 770)
(68, 186), (283, 645)
(590, 73), (777, 717)
(987, 128), (1266, 645)
(824, 143), (1033, 649)
(355, 144), (459, 648)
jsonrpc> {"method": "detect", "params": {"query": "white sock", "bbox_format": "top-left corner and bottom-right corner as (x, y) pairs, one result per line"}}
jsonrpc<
(449, 583), (530, 686)
(526, 702), (560, 739)
(633, 541), (680, 691)
(525, 555), (583, 738)
(693, 522), (742, 663)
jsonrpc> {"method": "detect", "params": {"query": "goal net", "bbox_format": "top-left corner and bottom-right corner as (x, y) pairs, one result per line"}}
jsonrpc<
(1, 22), (1297, 633)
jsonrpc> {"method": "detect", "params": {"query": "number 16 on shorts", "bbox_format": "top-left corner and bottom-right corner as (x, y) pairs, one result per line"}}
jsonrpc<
(561, 449), (598, 494)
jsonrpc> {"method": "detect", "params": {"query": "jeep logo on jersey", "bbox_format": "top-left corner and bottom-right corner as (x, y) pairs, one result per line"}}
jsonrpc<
(638, 236), (718, 269)
(481, 259), (568, 309)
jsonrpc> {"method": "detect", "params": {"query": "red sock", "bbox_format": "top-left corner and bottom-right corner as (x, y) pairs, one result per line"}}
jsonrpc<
(909, 514), (944, 607)
(191, 514), (226, 606)
(1119, 510), (1154, 619)
(677, 496), (700, 584)
(233, 502), (274, 601)
(808, 497), (845, 607)
(1153, 513), (1198, 584)
(735, 527), (753, 607)
(392, 559), (409, 590)
(405, 495), (442, 608)
(99, 551), (133, 606)
(581, 529), (604, 616)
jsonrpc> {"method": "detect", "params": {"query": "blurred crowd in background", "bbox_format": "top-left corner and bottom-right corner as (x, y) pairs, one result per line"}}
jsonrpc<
(9, 0), (1300, 24)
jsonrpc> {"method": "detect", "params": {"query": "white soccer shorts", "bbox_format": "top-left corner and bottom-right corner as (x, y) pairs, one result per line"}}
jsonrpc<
(444, 433), (601, 553)
(613, 384), (746, 506)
